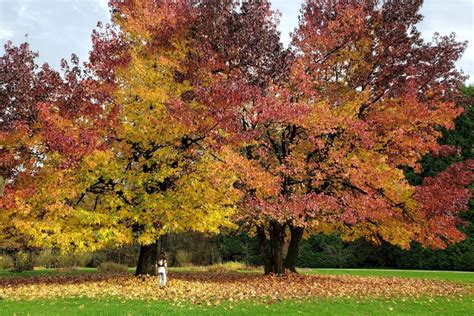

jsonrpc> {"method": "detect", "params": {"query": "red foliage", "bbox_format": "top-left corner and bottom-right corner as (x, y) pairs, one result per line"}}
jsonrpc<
(414, 161), (474, 248)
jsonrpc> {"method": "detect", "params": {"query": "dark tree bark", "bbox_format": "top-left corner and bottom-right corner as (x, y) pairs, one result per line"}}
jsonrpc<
(284, 225), (304, 273)
(270, 221), (286, 275)
(135, 241), (159, 276)
(256, 225), (273, 274)
(257, 222), (304, 275)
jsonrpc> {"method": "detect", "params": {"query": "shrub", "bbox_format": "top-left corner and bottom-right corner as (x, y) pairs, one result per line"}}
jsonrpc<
(34, 249), (93, 269)
(205, 261), (248, 273)
(34, 249), (58, 268)
(0, 254), (13, 269)
(175, 250), (192, 267)
(10, 251), (34, 272)
(97, 262), (129, 274)
(88, 252), (108, 268)
(57, 252), (92, 268)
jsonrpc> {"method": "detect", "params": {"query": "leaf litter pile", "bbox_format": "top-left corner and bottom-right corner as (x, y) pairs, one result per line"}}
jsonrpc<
(0, 272), (471, 306)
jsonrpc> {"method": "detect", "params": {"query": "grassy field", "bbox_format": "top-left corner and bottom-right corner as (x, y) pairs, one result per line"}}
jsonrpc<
(299, 268), (474, 283)
(1, 267), (472, 315)
(1, 296), (473, 316)
(0, 267), (96, 278)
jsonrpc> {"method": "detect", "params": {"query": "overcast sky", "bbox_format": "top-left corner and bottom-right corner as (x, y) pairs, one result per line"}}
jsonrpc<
(1, 0), (473, 84)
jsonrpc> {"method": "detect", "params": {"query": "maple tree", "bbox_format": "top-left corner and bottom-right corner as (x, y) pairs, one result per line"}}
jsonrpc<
(84, 1), (245, 275)
(0, 42), (42, 267)
(219, 0), (473, 274)
(1, 1), (242, 275)
(0, 41), (116, 269)
(69, 0), (287, 274)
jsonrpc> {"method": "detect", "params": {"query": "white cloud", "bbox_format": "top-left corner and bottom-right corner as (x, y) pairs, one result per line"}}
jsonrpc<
(272, 0), (303, 47)
(18, 5), (26, 17)
(0, 28), (14, 40)
(418, 1), (473, 83)
(98, 0), (109, 12)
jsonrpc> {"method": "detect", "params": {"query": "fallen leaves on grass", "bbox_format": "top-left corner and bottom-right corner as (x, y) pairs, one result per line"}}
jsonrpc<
(0, 272), (471, 306)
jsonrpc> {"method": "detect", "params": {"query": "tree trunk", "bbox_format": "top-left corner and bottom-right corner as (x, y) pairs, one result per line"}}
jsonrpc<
(284, 226), (304, 273)
(256, 225), (273, 274)
(135, 241), (158, 276)
(270, 221), (285, 275)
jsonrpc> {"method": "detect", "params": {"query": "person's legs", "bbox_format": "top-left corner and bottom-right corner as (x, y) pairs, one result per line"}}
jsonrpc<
(158, 273), (164, 287)
(162, 272), (167, 287)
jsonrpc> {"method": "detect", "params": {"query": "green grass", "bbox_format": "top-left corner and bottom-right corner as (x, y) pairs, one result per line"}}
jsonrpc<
(0, 267), (96, 278)
(0, 296), (472, 316)
(299, 268), (474, 283)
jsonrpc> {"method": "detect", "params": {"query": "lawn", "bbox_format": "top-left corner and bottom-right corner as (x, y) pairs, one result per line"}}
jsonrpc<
(1, 296), (473, 316)
(0, 267), (96, 278)
(0, 268), (472, 315)
(299, 268), (474, 283)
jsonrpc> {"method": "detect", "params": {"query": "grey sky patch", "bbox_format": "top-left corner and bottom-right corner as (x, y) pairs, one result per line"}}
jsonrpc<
(0, 0), (110, 69)
(0, 0), (472, 83)
(417, 0), (473, 83)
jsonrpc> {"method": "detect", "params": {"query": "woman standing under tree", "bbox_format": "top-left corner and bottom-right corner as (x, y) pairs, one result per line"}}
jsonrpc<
(155, 252), (167, 288)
